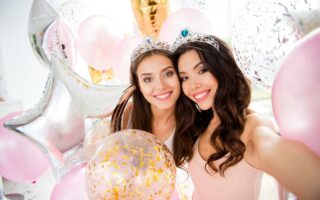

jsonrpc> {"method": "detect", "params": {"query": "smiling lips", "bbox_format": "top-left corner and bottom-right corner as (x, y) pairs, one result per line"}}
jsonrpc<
(153, 91), (173, 101)
(193, 90), (210, 103)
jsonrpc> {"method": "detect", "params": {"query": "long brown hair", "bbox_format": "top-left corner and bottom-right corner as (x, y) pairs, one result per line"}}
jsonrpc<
(173, 35), (251, 176)
(112, 49), (195, 157)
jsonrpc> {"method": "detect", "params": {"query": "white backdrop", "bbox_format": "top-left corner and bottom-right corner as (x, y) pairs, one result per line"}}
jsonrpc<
(0, 0), (47, 110)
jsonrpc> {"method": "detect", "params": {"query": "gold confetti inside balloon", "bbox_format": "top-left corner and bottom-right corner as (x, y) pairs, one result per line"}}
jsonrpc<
(131, 0), (169, 38)
(83, 118), (112, 160)
(86, 129), (176, 200)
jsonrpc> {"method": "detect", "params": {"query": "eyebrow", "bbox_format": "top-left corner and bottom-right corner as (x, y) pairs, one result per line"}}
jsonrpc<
(179, 62), (203, 75)
(140, 66), (174, 77)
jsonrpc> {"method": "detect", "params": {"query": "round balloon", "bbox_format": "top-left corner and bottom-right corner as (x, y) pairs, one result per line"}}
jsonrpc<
(159, 8), (214, 44)
(83, 118), (111, 160)
(110, 35), (143, 84)
(232, 0), (320, 88)
(51, 164), (89, 200)
(0, 112), (49, 183)
(86, 129), (176, 199)
(76, 15), (123, 71)
(174, 0), (229, 39)
(272, 28), (320, 156)
(43, 19), (76, 68)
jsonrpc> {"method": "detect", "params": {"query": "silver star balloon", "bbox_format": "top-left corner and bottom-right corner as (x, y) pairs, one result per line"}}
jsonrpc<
(0, 176), (24, 200)
(4, 47), (129, 180)
(50, 53), (129, 118)
(28, 0), (58, 66)
(4, 71), (86, 179)
(6, 0), (129, 181)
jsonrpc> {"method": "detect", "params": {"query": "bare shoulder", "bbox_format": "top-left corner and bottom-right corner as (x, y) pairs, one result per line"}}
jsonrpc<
(242, 113), (275, 141)
(246, 113), (276, 131)
(244, 113), (278, 139)
(246, 113), (281, 149)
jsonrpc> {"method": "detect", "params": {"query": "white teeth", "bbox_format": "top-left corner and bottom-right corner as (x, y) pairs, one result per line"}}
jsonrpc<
(155, 92), (171, 99)
(195, 91), (208, 99)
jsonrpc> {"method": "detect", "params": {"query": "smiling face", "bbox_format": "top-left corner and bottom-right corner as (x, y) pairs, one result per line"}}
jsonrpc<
(136, 54), (180, 111)
(177, 49), (218, 111)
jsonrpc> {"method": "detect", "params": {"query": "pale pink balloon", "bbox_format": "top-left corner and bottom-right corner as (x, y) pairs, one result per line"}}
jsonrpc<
(0, 112), (49, 183)
(110, 35), (143, 84)
(43, 20), (76, 68)
(159, 8), (214, 44)
(51, 164), (88, 200)
(272, 28), (320, 156)
(77, 15), (123, 71)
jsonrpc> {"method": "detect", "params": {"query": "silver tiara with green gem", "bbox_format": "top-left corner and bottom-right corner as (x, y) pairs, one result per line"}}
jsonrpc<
(130, 37), (172, 63)
(172, 28), (219, 52)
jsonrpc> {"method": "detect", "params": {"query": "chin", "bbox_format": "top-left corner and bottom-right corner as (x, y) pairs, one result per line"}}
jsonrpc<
(156, 103), (175, 111)
(198, 103), (213, 111)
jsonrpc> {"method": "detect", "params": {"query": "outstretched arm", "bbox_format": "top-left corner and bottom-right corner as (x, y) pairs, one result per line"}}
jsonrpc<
(247, 116), (320, 200)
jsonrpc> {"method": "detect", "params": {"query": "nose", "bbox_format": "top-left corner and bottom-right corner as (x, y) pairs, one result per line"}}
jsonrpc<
(154, 76), (166, 90)
(190, 75), (201, 91)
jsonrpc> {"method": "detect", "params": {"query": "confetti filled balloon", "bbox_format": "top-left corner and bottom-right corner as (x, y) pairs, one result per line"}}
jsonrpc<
(83, 118), (112, 160)
(232, 0), (320, 88)
(86, 129), (176, 200)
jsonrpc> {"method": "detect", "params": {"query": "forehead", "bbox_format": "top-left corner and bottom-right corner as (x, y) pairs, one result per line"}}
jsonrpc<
(137, 54), (173, 75)
(178, 49), (201, 70)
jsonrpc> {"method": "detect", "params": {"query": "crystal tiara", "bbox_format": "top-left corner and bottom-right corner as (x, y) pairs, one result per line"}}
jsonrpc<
(130, 37), (172, 63)
(172, 28), (219, 52)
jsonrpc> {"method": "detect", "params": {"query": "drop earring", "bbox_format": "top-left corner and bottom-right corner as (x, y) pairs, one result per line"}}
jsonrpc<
(195, 103), (202, 112)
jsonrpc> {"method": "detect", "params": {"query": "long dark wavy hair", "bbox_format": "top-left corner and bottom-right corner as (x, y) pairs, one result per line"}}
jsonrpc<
(172, 35), (251, 176)
(111, 49), (195, 157)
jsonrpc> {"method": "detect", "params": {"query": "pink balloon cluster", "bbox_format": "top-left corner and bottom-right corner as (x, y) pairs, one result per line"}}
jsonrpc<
(272, 28), (320, 156)
(0, 112), (49, 183)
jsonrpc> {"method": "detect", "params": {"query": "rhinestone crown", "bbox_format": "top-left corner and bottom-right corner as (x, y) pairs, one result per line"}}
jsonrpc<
(130, 37), (172, 63)
(172, 28), (219, 52)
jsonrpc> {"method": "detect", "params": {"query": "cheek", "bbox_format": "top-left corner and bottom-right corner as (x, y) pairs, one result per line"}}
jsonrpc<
(181, 82), (190, 97)
(170, 77), (181, 91)
(138, 82), (150, 96)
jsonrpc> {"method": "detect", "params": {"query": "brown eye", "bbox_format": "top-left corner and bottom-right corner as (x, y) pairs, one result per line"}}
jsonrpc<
(163, 70), (175, 78)
(143, 77), (152, 83)
(179, 76), (188, 82)
(199, 68), (208, 74)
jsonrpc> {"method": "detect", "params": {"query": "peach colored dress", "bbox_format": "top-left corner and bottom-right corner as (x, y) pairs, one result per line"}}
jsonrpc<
(188, 140), (263, 200)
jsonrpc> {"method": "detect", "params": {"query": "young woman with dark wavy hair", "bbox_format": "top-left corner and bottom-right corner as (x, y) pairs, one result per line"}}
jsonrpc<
(172, 29), (320, 200)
